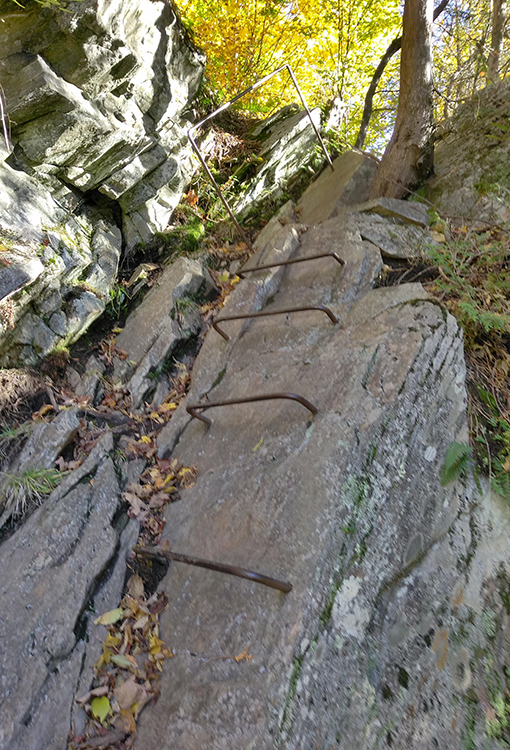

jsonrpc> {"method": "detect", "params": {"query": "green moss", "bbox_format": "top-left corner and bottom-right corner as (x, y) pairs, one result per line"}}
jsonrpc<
(278, 652), (305, 738)
(210, 366), (227, 390)
(462, 691), (479, 750)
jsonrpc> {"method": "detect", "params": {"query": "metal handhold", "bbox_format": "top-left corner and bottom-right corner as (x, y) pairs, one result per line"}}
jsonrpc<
(134, 545), (292, 593)
(239, 251), (345, 278)
(213, 305), (339, 340)
(187, 392), (318, 428)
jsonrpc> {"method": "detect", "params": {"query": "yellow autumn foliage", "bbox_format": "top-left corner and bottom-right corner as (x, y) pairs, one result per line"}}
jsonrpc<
(177, 0), (401, 133)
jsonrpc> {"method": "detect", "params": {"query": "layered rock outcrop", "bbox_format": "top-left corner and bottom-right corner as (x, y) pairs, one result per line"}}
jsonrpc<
(425, 80), (510, 223)
(0, 0), (204, 364)
(0, 0), (204, 247)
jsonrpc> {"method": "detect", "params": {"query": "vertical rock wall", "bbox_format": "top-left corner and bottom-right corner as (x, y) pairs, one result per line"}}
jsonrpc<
(0, 0), (205, 364)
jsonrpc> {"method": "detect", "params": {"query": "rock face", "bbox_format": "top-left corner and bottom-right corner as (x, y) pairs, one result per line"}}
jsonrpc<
(0, 181), (122, 366)
(0, 0), (204, 248)
(0, 433), (140, 750)
(131, 174), (509, 748)
(425, 80), (510, 223)
(0, 0), (204, 365)
(233, 105), (326, 219)
(112, 256), (211, 408)
(1, 151), (508, 748)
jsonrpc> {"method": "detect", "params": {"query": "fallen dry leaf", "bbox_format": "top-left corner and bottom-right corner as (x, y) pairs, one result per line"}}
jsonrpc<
(32, 403), (54, 421)
(126, 574), (145, 600)
(114, 675), (146, 710)
(94, 607), (123, 626)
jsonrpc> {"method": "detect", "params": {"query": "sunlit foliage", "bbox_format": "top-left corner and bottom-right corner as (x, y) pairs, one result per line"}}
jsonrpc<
(178, 0), (510, 150)
(177, 0), (401, 145)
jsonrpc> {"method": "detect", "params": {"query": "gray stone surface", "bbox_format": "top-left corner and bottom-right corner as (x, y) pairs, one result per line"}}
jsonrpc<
(0, 408), (81, 523)
(233, 106), (324, 219)
(0, 433), (137, 750)
(0, 246), (44, 303)
(344, 196), (430, 227)
(75, 354), (106, 402)
(0, 0), (206, 365)
(135, 209), (507, 750)
(0, 0), (204, 247)
(296, 150), (378, 225)
(424, 81), (510, 223)
(0, 170), (123, 366)
(353, 212), (435, 259)
(113, 256), (208, 407)
(157, 208), (302, 456)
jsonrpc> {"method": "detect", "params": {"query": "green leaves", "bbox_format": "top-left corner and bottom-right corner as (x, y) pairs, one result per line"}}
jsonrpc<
(94, 607), (123, 626)
(492, 471), (510, 501)
(91, 695), (111, 723)
(440, 441), (473, 486)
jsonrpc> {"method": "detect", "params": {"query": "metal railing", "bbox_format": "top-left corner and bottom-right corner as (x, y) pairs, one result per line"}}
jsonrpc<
(187, 64), (334, 251)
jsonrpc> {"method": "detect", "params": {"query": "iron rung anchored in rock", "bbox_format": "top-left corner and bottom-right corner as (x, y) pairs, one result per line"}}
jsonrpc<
(213, 305), (339, 340)
(239, 250), (345, 277)
(134, 545), (292, 593)
(186, 392), (318, 428)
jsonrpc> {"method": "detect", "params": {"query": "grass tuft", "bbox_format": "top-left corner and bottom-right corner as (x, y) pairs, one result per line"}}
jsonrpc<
(2, 467), (65, 516)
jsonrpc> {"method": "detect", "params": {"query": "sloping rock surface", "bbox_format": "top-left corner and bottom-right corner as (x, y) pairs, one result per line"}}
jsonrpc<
(133, 183), (508, 748)
(0, 434), (140, 750)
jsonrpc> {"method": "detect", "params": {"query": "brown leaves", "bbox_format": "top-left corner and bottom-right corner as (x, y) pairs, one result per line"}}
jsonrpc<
(122, 458), (197, 546)
(73, 580), (172, 749)
(32, 403), (54, 421)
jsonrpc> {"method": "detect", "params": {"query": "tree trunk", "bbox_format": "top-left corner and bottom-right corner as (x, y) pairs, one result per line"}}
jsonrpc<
(488, 0), (506, 81)
(370, 0), (434, 199)
(355, 0), (449, 151)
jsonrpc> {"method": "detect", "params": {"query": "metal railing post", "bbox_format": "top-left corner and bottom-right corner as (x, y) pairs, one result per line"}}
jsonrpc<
(187, 65), (334, 251)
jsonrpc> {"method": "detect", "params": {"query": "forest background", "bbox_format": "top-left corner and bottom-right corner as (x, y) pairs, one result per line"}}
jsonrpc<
(175, 0), (509, 153)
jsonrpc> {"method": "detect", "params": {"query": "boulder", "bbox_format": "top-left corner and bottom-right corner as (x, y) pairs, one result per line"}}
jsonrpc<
(296, 150), (378, 225)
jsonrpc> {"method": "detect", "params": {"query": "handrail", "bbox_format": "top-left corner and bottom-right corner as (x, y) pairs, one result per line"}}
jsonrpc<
(187, 64), (334, 252)
(187, 392), (318, 428)
(213, 305), (339, 340)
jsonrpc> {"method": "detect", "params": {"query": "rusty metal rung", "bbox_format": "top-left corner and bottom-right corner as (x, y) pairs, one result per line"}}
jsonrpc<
(134, 545), (292, 593)
(239, 251), (345, 278)
(187, 392), (318, 428)
(213, 305), (339, 340)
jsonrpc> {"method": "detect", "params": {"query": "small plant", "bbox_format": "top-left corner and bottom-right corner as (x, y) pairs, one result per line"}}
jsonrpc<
(423, 222), (510, 501)
(2, 467), (65, 516)
(106, 283), (131, 321)
(425, 227), (510, 345)
(0, 421), (33, 457)
(440, 442), (473, 485)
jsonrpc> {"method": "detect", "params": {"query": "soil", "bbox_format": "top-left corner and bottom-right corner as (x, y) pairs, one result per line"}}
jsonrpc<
(0, 369), (50, 426)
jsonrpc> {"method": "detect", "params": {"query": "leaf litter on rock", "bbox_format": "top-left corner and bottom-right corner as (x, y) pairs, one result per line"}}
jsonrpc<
(71, 456), (197, 749)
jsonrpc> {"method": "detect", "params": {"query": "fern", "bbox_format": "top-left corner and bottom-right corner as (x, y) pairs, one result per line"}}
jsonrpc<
(492, 472), (510, 502)
(440, 441), (473, 486)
